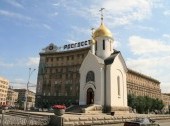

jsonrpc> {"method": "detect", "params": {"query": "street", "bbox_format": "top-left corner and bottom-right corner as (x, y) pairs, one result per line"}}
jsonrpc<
(157, 120), (170, 126)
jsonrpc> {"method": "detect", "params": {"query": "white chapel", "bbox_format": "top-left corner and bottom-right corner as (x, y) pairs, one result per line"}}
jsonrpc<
(79, 10), (128, 113)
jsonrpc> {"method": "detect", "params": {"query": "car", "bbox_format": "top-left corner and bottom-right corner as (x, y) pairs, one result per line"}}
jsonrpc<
(124, 117), (160, 126)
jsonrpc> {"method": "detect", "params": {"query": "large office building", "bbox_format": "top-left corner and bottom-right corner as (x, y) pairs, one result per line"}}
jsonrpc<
(127, 69), (161, 99)
(0, 77), (9, 105)
(36, 44), (90, 107)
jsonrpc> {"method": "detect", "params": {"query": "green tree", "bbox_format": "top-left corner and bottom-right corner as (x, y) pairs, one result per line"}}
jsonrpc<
(128, 94), (136, 109)
(128, 94), (165, 114)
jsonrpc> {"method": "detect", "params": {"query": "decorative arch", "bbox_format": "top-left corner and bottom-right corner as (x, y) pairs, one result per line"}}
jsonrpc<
(86, 71), (95, 83)
(83, 83), (96, 105)
(86, 88), (94, 105)
(116, 69), (124, 97)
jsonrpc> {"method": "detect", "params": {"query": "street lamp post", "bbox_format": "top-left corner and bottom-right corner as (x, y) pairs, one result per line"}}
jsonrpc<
(24, 68), (36, 111)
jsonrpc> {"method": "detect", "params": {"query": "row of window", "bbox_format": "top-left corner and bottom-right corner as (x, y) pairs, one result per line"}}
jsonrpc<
(0, 89), (7, 93)
(0, 85), (8, 88)
(0, 80), (8, 85)
(128, 74), (159, 86)
(44, 73), (80, 80)
(44, 66), (80, 74)
(0, 98), (6, 101)
(45, 54), (85, 62)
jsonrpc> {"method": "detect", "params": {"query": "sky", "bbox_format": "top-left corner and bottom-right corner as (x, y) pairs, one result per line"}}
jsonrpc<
(0, 0), (170, 93)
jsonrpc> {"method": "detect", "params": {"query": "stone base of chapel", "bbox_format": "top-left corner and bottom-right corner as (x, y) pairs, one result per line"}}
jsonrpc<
(105, 106), (129, 115)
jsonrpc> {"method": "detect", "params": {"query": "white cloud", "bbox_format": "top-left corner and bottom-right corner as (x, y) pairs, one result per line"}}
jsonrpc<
(63, 0), (153, 27)
(52, 12), (58, 16)
(26, 57), (39, 66)
(133, 25), (155, 31)
(52, 2), (61, 7)
(105, 0), (152, 27)
(114, 40), (121, 49)
(128, 36), (170, 55)
(0, 59), (14, 68)
(162, 34), (170, 39)
(0, 9), (32, 21)
(14, 78), (25, 82)
(42, 24), (52, 30)
(68, 26), (90, 41)
(163, 10), (170, 16)
(66, 39), (77, 43)
(127, 35), (170, 93)
(10, 79), (36, 93)
(5, 0), (24, 8)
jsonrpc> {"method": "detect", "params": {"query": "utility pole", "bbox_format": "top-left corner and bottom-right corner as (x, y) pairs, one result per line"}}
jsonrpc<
(24, 68), (36, 111)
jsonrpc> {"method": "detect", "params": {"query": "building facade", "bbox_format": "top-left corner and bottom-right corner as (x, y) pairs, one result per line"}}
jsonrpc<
(36, 45), (90, 108)
(6, 86), (18, 107)
(0, 77), (9, 106)
(127, 69), (161, 99)
(161, 93), (170, 113)
(14, 89), (35, 109)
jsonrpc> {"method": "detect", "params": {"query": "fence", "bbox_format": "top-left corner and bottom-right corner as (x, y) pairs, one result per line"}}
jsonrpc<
(0, 110), (50, 126)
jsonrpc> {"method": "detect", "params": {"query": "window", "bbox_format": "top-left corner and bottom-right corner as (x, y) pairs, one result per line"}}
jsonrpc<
(117, 76), (120, 96)
(103, 40), (105, 50)
(67, 56), (69, 60)
(86, 71), (95, 82)
(46, 57), (49, 62)
(95, 41), (97, 51)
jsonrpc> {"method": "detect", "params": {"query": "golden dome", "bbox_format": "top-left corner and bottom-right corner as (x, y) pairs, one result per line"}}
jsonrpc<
(93, 23), (112, 39)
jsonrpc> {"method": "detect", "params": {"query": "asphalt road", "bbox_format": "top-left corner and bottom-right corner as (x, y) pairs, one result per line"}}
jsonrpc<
(158, 120), (170, 126)
(93, 120), (170, 126)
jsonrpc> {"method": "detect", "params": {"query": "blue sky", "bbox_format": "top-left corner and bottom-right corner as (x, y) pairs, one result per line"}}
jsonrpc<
(0, 0), (170, 93)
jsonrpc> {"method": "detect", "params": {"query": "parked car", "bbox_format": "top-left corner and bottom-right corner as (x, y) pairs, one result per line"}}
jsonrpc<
(1, 105), (8, 110)
(124, 117), (160, 126)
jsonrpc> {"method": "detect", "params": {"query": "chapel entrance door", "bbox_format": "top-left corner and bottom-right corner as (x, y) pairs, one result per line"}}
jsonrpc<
(86, 88), (94, 105)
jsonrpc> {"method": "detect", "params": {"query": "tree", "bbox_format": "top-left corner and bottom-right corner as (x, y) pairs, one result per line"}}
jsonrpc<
(128, 94), (165, 114)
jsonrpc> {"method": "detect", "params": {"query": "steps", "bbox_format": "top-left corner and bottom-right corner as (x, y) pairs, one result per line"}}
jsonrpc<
(66, 104), (103, 114)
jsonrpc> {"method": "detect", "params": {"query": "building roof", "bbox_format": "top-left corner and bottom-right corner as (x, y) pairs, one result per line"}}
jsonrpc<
(93, 23), (113, 39)
(127, 68), (160, 83)
(104, 50), (120, 65)
(40, 46), (90, 56)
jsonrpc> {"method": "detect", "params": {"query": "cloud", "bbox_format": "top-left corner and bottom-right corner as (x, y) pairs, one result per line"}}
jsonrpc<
(5, 0), (24, 8)
(26, 57), (39, 66)
(52, 3), (60, 7)
(63, 0), (153, 27)
(128, 36), (170, 55)
(163, 10), (170, 16)
(0, 59), (14, 68)
(0, 9), (32, 21)
(42, 24), (52, 30)
(66, 39), (77, 43)
(127, 55), (170, 93)
(131, 25), (155, 32)
(162, 34), (170, 39)
(68, 26), (90, 41)
(127, 35), (170, 93)
(51, 12), (58, 16)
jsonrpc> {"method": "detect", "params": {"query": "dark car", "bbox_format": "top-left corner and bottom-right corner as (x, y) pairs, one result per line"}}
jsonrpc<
(124, 117), (160, 126)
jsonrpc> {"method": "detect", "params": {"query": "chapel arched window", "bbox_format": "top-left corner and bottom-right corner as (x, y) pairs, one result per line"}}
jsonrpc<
(86, 71), (95, 83)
